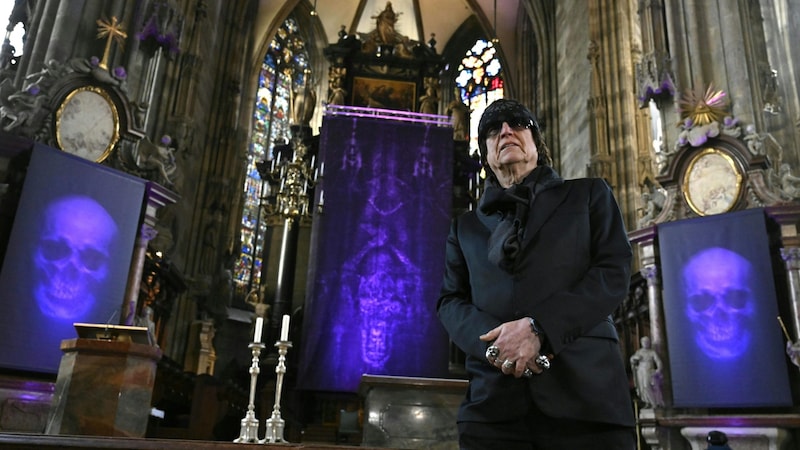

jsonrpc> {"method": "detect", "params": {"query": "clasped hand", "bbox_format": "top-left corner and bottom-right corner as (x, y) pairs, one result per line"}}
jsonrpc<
(480, 317), (544, 377)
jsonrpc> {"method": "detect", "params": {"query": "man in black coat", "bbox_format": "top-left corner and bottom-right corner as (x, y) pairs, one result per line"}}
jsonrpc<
(437, 99), (635, 449)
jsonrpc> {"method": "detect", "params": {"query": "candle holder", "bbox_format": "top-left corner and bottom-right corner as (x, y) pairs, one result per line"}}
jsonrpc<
(261, 339), (292, 443)
(233, 342), (266, 443)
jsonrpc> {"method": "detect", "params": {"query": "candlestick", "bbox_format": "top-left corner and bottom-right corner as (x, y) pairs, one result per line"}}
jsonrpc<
(261, 340), (292, 443)
(254, 317), (263, 343)
(233, 342), (266, 443)
(280, 315), (290, 341)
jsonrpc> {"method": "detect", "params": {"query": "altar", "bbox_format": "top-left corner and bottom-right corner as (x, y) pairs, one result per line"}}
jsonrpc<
(359, 375), (467, 450)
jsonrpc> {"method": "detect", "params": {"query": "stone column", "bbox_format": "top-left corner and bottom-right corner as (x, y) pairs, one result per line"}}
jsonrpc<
(628, 225), (669, 450)
(120, 224), (159, 326)
(120, 182), (179, 326)
(766, 205), (800, 344)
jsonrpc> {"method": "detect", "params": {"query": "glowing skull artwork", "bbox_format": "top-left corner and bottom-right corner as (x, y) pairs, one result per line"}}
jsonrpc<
(33, 195), (118, 320)
(682, 247), (755, 360)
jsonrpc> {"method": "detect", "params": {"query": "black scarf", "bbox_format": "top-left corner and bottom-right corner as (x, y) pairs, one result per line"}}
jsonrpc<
(479, 167), (548, 272)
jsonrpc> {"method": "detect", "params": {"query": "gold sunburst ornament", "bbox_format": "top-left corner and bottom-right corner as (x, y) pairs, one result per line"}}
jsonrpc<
(677, 84), (729, 127)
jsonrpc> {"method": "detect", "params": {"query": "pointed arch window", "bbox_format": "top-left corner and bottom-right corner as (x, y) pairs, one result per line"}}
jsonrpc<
(455, 39), (504, 155)
(235, 16), (309, 292)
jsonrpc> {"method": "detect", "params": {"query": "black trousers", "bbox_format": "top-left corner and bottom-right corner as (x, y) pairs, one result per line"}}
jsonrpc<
(458, 405), (636, 450)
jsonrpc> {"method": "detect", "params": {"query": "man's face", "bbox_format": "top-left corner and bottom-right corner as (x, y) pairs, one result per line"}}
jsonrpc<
(485, 121), (539, 176)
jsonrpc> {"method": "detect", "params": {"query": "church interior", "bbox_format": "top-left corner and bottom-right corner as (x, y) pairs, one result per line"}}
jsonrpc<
(1, 0), (800, 449)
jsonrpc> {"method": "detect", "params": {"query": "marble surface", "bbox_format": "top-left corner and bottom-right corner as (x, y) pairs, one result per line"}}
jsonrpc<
(45, 338), (162, 437)
(360, 375), (467, 449)
(681, 426), (791, 450)
(0, 375), (54, 433)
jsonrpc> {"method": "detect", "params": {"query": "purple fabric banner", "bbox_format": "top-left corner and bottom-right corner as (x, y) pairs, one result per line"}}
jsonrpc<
(659, 208), (791, 407)
(297, 115), (453, 392)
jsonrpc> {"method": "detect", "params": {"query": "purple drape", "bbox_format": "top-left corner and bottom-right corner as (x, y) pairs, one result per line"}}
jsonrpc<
(297, 115), (453, 392)
(659, 208), (791, 407)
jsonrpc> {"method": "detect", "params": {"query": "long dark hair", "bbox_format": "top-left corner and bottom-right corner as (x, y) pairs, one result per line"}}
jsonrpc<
(476, 99), (552, 175)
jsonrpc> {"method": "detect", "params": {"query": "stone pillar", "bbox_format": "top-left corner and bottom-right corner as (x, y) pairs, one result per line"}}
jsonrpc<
(766, 205), (800, 344)
(120, 182), (179, 326)
(121, 224), (158, 326)
(628, 225), (670, 450)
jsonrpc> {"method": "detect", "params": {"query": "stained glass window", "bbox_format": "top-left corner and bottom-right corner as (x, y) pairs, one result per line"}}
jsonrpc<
(235, 16), (309, 292)
(455, 39), (504, 155)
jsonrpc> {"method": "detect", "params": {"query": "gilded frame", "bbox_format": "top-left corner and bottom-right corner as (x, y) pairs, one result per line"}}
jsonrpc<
(55, 85), (120, 163)
(351, 76), (416, 111)
(682, 147), (743, 216)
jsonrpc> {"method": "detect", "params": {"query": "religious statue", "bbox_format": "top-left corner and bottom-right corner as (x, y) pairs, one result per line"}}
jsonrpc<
(140, 305), (158, 346)
(327, 66), (347, 106)
(418, 77), (439, 114)
(779, 163), (800, 199)
(446, 91), (470, 141)
(375, 1), (399, 45)
(629, 336), (664, 409)
(291, 69), (317, 126)
(637, 193), (656, 229)
(361, 1), (413, 58)
(136, 135), (178, 187)
(744, 124), (766, 156)
(786, 340), (800, 368)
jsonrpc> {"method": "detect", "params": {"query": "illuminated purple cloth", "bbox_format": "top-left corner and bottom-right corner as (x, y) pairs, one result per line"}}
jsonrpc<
(298, 115), (453, 392)
(0, 145), (146, 373)
(659, 208), (791, 407)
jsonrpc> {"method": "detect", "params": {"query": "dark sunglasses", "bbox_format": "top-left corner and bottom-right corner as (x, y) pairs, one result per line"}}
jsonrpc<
(484, 118), (534, 139)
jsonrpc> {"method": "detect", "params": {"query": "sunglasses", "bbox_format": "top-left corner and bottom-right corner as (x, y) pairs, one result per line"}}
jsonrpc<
(484, 118), (534, 139)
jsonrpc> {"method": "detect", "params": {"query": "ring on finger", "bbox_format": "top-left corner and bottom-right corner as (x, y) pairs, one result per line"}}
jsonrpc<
(485, 345), (499, 362)
(535, 354), (551, 370)
(502, 359), (514, 370)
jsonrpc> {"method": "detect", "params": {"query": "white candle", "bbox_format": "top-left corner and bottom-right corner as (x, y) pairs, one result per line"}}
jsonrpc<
(280, 314), (291, 341)
(254, 317), (263, 343)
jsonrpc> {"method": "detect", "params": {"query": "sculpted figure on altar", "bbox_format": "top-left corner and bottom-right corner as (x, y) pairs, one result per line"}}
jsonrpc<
(361, 2), (414, 58)
(630, 336), (664, 408)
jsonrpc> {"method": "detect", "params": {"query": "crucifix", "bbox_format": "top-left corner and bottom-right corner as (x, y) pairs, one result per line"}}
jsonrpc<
(96, 16), (127, 70)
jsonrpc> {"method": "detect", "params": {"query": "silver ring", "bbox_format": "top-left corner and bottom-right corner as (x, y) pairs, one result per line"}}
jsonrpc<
(535, 354), (551, 370)
(485, 345), (499, 362)
(502, 359), (514, 370)
(523, 368), (533, 377)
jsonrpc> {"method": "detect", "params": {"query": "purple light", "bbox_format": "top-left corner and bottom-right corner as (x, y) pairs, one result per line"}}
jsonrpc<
(298, 115), (453, 392)
(682, 247), (754, 360)
(33, 195), (119, 320)
(356, 247), (409, 369)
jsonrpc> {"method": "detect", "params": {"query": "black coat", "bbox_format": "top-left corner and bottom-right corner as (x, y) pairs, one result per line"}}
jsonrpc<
(437, 166), (635, 428)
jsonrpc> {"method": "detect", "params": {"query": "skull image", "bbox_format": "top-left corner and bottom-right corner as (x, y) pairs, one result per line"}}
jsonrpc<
(682, 247), (755, 360)
(33, 195), (118, 319)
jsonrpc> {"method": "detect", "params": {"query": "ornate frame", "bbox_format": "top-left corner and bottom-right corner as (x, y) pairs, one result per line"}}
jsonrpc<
(351, 76), (416, 111)
(55, 85), (121, 163)
(682, 147), (744, 216)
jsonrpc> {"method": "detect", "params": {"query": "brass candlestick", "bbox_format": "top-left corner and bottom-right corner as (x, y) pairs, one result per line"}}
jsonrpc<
(233, 342), (265, 443)
(261, 339), (292, 443)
